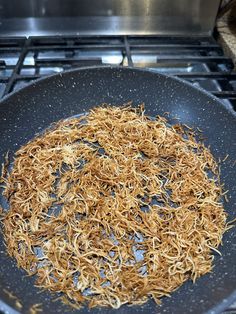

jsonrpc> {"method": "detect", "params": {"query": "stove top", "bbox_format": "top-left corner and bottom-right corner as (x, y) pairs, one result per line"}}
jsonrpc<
(0, 35), (235, 314)
(0, 35), (235, 113)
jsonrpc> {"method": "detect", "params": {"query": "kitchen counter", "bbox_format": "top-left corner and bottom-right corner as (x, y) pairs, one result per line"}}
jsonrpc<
(217, 9), (236, 311)
(217, 8), (236, 69)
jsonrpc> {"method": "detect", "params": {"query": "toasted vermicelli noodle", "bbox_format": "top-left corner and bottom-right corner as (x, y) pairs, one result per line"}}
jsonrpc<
(1, 105), (227, 309)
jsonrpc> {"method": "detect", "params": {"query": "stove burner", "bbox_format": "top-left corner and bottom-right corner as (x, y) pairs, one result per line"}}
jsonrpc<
(0, 36), (235, 112)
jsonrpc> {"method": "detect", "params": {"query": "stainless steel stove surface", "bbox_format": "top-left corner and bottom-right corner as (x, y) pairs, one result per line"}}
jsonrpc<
(0, 35), (236, 314)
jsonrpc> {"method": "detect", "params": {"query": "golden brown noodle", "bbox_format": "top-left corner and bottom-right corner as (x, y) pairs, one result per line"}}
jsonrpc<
(3, 288), (22, 310)
(29, 303), (43, 314)
(1, 105), (227, 309)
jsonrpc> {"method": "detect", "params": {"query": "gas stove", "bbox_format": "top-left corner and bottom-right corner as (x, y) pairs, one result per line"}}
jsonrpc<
(0, 35), (235, 314)
(0, 35), (236, 113)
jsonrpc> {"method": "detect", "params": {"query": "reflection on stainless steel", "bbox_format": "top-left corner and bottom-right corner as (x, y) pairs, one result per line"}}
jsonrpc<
(0, 0), (221, 36)
(0, 0), (220, 18)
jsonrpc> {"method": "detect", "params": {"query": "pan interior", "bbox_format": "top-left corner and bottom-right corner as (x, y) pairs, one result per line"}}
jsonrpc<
(0, 67), (235, 314)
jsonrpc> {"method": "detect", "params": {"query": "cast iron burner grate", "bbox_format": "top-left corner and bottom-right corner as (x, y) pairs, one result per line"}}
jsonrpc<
(0, 35), (235, 112)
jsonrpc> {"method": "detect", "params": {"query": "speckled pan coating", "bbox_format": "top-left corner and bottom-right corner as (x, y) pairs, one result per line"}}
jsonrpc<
(0, 66), (235, 314)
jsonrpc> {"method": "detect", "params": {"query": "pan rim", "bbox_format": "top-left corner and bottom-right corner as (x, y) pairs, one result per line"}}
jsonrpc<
(0, 65), (236, 120)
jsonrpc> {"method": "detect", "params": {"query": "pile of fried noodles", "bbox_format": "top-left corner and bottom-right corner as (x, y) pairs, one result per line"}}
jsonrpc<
(1, 105), (227, 309)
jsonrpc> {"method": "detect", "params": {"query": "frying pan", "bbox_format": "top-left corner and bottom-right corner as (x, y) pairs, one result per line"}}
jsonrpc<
(0, 66), (235, 314)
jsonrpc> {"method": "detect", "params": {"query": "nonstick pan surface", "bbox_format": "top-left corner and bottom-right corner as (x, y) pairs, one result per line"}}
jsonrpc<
(0, 66), (235, 314)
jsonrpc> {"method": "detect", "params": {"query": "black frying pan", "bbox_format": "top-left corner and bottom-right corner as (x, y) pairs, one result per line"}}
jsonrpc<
(0, 66), (235, 314)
